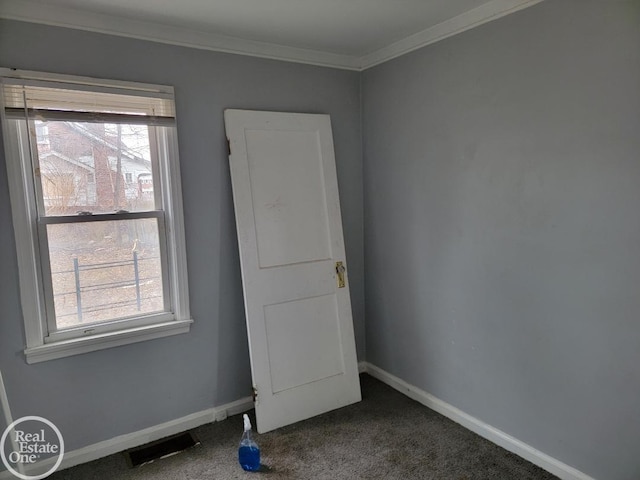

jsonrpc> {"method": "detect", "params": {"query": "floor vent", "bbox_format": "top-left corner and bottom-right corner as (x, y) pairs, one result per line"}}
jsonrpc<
(124, 431), (200, 467)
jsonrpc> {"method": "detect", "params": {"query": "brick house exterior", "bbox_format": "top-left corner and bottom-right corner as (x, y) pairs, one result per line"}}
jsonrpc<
(36, 121), (153, 215)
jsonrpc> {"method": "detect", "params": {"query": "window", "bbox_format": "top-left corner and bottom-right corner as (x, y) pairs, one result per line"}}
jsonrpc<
(1, 69), (192, 363)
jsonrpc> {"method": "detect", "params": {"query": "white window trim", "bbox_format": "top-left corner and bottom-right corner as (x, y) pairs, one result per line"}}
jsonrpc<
(0, 68), (193, 364)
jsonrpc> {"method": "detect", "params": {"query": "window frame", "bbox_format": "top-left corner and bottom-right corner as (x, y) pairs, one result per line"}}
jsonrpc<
(1, 68), (193, 364)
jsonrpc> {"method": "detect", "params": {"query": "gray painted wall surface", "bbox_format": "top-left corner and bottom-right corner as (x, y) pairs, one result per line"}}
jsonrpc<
(0, 19), (363, 452)
(363, 1), (640, 479)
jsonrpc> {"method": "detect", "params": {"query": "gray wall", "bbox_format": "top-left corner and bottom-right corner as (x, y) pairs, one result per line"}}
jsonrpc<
(3, 1), (639, 478)
(362, 1), (640, 479)
(0, 19), (364, 452)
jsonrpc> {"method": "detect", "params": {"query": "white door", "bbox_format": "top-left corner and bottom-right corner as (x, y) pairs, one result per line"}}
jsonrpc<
(225, 109), (361, 433)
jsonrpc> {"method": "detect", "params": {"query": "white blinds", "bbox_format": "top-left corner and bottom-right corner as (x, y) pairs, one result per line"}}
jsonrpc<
(2, 77), (175, 125)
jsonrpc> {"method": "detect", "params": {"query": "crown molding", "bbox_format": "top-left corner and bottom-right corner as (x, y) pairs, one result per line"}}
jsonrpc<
(358, 0), (545, 70)
(0, 0), (360, 70)
(0, 0), (545, 72)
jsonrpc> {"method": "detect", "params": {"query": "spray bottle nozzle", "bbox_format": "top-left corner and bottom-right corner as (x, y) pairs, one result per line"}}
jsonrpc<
(243, 414), (252, 432)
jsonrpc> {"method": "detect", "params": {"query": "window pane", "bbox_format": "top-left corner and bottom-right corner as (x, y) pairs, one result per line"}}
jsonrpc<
(47, 219), (165, 330)
(35, 121), (156, 215)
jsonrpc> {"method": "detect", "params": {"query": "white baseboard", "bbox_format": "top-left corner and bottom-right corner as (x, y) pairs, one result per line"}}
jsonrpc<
(1, 365), (593, 480)
(359, 362), (595, 480)
(0, 396), (253, 479)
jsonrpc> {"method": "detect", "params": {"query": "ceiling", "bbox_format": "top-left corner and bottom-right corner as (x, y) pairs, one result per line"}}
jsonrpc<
(0, 0), (543, 70)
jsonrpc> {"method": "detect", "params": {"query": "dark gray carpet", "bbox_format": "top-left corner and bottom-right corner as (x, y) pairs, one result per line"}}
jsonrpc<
(50, 374), (557, 479)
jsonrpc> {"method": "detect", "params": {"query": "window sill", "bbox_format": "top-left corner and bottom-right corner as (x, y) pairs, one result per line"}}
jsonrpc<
(24, 319), (193, 364)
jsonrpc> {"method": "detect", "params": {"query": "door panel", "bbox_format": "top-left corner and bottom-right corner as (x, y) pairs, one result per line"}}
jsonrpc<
(225, 109), (361, 433)
(245, 128), (332, 268)
(264, 294), (344, 393)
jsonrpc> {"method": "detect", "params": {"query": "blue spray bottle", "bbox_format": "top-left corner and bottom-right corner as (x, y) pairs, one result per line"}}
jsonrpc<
(238, 414), (260, 471)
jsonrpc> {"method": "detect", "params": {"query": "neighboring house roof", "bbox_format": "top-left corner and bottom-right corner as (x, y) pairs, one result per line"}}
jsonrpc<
(65, 122), (151, 169)
(40, 122), (152, 176)
(39, 151), (94, 173)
